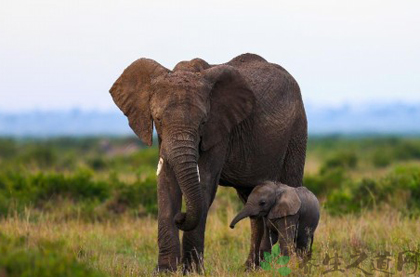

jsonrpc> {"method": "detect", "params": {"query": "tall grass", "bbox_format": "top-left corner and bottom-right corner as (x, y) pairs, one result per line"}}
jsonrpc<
(1, 203), (419, 276)
(0, 136), (419, 275)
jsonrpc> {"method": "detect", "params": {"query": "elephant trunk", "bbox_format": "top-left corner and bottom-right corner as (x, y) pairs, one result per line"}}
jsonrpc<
(230, 206), (254, 229)
(166, 132), (203, 232)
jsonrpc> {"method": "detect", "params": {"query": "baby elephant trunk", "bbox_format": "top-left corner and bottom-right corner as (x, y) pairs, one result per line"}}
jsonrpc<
(230, 206), (254, 229)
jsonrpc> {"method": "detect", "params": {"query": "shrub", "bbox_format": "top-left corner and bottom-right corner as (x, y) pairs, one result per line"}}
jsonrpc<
(0, 169), (110, 216)
(0, 233), (102, 277)
(304, 167), (346, 196)
(18, 146), (58, 168)
(385, 166), (420, 209)
(325, 166), (420, 215)
(394, 141), (420, 160)
(0, 138), (17, 159)
(87, 156), (108, 170)
(372, 149), (392, 168)
(108, 174), (157, 216)
(0, 168), (159, 219)
(320, 151), (358, 173)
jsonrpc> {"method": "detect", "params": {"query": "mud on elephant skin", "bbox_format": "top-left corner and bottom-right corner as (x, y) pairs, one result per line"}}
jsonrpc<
(109, 53), (308, 272)
(230, 181), (320, 258)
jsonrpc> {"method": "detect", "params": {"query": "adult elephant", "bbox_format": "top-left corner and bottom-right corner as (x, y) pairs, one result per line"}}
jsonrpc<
(109, 53), (307, 272)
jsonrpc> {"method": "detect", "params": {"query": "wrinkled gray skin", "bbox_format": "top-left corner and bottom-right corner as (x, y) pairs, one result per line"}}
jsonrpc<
(109, 53), (307, 272)
(230, 182), (320, 258)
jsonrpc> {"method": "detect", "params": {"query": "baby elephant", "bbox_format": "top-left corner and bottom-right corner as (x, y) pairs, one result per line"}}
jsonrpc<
(230, 181), (320, 257)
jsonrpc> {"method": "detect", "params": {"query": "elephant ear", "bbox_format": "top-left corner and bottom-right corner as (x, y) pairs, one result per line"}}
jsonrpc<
(109, 58), (169, 146)
(268, 187), (301, 219)
(201, 65), (255, 151)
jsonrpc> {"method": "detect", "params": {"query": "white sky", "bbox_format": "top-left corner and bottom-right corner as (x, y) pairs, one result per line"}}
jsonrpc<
(0, 0), (419, 112)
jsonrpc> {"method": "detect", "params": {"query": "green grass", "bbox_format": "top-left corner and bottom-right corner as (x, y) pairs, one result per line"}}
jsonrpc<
(0, 232), (102, 276)
(0, 136), (419, 275)
(1, 204), (419, 276)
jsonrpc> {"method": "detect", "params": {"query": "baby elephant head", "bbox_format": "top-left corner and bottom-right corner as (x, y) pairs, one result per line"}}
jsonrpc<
(230, 182), (302, 229)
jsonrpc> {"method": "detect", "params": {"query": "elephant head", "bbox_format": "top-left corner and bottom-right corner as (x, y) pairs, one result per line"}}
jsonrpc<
(230, 182), (301, 228)
(110, 58), (255, 231)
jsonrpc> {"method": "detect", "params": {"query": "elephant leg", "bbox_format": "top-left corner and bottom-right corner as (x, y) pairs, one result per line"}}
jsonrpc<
(181, 144), (227, 273)
(259, 221), (279, 261)
(156, 162), (182, 272)
(280, 125), (307, 187)
(181, 206), (211, 274)
(275, 215), (299, 257)
(296, 231), (313, 259)
(236, 188), (265, 270)
(246, 217), (265, 269)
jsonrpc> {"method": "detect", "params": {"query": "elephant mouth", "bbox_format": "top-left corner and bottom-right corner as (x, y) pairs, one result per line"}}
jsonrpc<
(249, 211), (268, 219)
(259, 211), (269, 217)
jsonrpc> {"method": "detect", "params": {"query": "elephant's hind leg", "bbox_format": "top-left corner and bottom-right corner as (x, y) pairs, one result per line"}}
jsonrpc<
(276, 215), (299, 257)
(280, 120), (307, 187)
(296, 233), (314, 259)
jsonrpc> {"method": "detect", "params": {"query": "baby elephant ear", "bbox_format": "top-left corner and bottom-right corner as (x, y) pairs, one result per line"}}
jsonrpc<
(268, 188), (301, 219)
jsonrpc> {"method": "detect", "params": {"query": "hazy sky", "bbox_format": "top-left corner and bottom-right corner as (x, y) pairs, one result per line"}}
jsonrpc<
(1, 0), (419, 112)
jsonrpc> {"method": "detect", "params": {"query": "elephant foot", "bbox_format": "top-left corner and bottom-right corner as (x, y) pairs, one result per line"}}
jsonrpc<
(153, 262), (178, 275)
(244, 257), (261, 271)
(153, 263), (178, 275)
(181, 249), (205, 274)
(182, 261), (204, 275)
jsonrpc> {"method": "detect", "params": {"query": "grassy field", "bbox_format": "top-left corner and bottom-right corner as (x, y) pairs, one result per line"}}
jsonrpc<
(0, 136), (420, 276)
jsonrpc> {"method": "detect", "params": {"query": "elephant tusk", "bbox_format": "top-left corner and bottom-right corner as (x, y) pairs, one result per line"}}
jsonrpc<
(156, 157), (163, 176)
(197, 165), (200, 183)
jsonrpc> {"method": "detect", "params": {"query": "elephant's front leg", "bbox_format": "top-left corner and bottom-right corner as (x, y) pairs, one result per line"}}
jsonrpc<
(259, 220), (279, 261)
(156, 162), (182, 272)
(236, 188), (265, 270)
(245, 217), (265, 269)
(181, 146), (226, 273)
(181, 175), (218, 274)
(181, 207), (210, 274)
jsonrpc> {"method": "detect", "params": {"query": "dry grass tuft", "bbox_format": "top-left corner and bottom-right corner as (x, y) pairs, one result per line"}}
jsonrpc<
(1, 206), (419, 276)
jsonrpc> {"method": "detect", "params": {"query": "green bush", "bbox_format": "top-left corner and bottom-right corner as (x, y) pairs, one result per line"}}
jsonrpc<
(0, 168), (159, 218)
(110, 176), (157, 215)
(394, 141), (420, 160)
(0, 169), (108, 217)
(325, 166), (420, 215)
(0, 233), (102, 277)
(87, 156), (108, 170)
(304, 167), (346, 196)
(0, 169), (110, 209)
(372, 149), (392, 168)
(320, 151), (358, 173)
(0, 138), (17, 159)
(2, 136), (420, 219)
(385, 166), (420, 210)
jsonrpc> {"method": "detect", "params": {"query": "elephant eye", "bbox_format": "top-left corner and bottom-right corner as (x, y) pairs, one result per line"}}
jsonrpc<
(259, 200), (266, 206)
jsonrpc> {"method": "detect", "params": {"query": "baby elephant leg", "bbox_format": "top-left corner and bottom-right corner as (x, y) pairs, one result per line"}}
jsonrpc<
(259, 221), (278, 261)
(296, 231), (314, 259)
(246, 217), (265, 269)
(275, 215), (299, 257)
